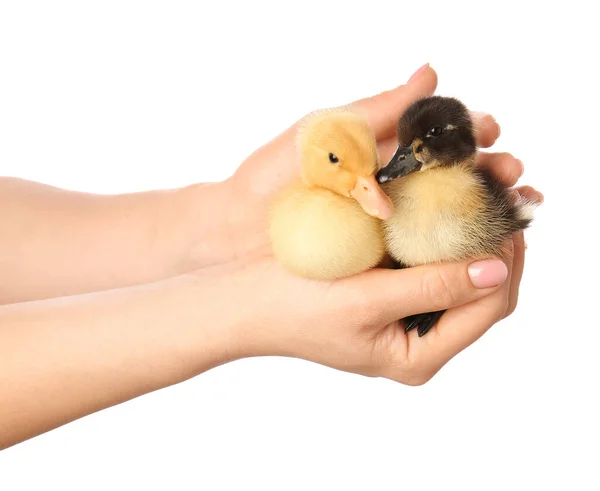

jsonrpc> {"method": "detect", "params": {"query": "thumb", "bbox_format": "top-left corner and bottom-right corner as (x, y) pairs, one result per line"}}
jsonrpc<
(349, 63), (438, 140)
(349, 258), (509, 325)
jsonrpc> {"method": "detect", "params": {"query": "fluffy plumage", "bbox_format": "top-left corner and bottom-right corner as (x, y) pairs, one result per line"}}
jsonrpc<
(382, 164), (533, 266)
(269, 109), (391, 280)
(376, 95), (537, 335)
(269, 183), (385, 279)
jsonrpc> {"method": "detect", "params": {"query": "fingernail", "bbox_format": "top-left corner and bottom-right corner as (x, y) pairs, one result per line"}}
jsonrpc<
(468, 259), (508, 288)
(407, 63), (429, 84)
(516, 159), (524, 177)
(495, 121), (502, 139)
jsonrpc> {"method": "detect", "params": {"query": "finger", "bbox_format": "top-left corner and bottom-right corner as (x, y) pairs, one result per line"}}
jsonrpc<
(475, 152), (524, 187)
(377, 137), (400, 166)
(407, 241), (515, 376)
(349, 64), (438, 140)
(377, 145), (543, 199)
(406, 288), (510, 381)
(471, 112), (501, 148)
(345, 258), (509, 326)
(378, 137), (512, 172)
(505, 231), (525, 318)
(355, 79), (499, 150)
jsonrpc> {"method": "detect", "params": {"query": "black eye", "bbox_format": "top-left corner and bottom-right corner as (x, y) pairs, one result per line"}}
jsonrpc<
(428, 126), (443, 137)
(328, 153), (339, 164)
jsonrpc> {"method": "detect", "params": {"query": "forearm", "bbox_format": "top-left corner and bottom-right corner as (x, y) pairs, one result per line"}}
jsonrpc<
(0, 177), (233, 304)
(0, 270), (241, 450)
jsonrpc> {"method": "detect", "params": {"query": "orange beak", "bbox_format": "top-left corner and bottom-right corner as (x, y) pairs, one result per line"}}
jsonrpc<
(350, 174), (394, 219)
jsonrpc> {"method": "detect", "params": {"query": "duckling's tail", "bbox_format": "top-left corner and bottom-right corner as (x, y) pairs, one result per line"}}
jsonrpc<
(514, 194), (539, 226)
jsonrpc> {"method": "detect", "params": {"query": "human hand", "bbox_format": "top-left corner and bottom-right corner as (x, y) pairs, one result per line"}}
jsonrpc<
(223, 177), (541, 385)
(217, 64), (535, 263)
(0, 66), (543, 451)
(220, 209), (539, 386)
(203, 65), (543, 384)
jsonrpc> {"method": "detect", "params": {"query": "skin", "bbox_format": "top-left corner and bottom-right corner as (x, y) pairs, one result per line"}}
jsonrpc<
(0, 65), (543, 450)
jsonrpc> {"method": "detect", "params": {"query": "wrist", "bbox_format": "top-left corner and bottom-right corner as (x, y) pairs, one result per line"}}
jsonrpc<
(169, 179), (237, 272)
(139, 271), (244, 379)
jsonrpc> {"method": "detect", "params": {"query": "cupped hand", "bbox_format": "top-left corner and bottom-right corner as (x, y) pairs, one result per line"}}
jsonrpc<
(213, 64), (543, 385)
(225, 64), (536, 260)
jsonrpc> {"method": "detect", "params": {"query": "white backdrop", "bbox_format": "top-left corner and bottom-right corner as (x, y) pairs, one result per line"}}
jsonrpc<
(1, 1), (598, 490)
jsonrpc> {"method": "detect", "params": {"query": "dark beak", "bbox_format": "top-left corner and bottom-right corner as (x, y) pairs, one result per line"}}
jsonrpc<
(376, 146), (422, 184)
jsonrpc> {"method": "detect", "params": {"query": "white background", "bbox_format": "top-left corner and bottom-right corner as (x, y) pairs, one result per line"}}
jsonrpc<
(1, 1), (598, 490)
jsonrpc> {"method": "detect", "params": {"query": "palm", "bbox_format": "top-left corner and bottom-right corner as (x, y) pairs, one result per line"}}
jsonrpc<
(227, 123), (404, 263)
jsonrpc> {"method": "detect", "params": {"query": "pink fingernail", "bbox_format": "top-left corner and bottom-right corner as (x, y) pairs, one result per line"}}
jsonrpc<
(407, 63), (429, 84)
(468, 259), (508, 288)
(516, 159), (524, 177)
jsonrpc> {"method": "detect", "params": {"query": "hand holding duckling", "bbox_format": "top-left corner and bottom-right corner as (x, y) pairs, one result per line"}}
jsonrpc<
(376, 95), (543, 337)
(0, 64), (544, 450)
(219, 64), (542, 384)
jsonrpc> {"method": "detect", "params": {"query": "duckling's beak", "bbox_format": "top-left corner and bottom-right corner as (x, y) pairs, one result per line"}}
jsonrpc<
(376, 146), (422, 184)
(350, 174), (394, 220)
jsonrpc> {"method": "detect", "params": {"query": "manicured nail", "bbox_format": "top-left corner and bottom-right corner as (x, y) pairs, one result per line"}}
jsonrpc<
(407, 63), (429, 84)
(468, 259), (508, 288)
(516, 159), (524, 177)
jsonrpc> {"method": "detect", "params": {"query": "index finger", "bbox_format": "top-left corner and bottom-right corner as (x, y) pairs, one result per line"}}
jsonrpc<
(349, 65), (438, 140)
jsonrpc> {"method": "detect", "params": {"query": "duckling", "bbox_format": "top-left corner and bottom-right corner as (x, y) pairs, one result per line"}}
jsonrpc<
(376, 95), (537, 336)
(268, 108), (394, 280)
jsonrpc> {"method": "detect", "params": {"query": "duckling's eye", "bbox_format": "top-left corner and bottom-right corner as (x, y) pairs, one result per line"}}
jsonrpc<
(328, 153), (339, 164)
(427, 126), (444, 137)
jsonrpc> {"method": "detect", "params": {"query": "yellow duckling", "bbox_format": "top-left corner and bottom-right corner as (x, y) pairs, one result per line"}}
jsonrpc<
(268, 108), (394, 280)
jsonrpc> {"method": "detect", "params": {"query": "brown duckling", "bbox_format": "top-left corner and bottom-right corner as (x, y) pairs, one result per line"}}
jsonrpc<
(269, 108), (394, 280)
(376, 95), (537, 336)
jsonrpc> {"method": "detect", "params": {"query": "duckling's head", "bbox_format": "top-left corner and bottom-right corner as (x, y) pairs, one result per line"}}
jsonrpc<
(376, 96), (477, 183)
(297, 109), (393, 219)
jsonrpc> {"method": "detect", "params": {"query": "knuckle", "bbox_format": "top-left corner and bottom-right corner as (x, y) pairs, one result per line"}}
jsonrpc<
(401, 363), (435, 386)
(346, 283), (377, 327)
(498, 151), (515, 160)
(422, 268), (459, 310)
(380, 348), (442, 387)
(377, 89), (397, 104)
(501, 156), (523, 185)
(390, 356), (436, 387)
(508, 165), (523, 183)
(495, 152), (520, 181)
